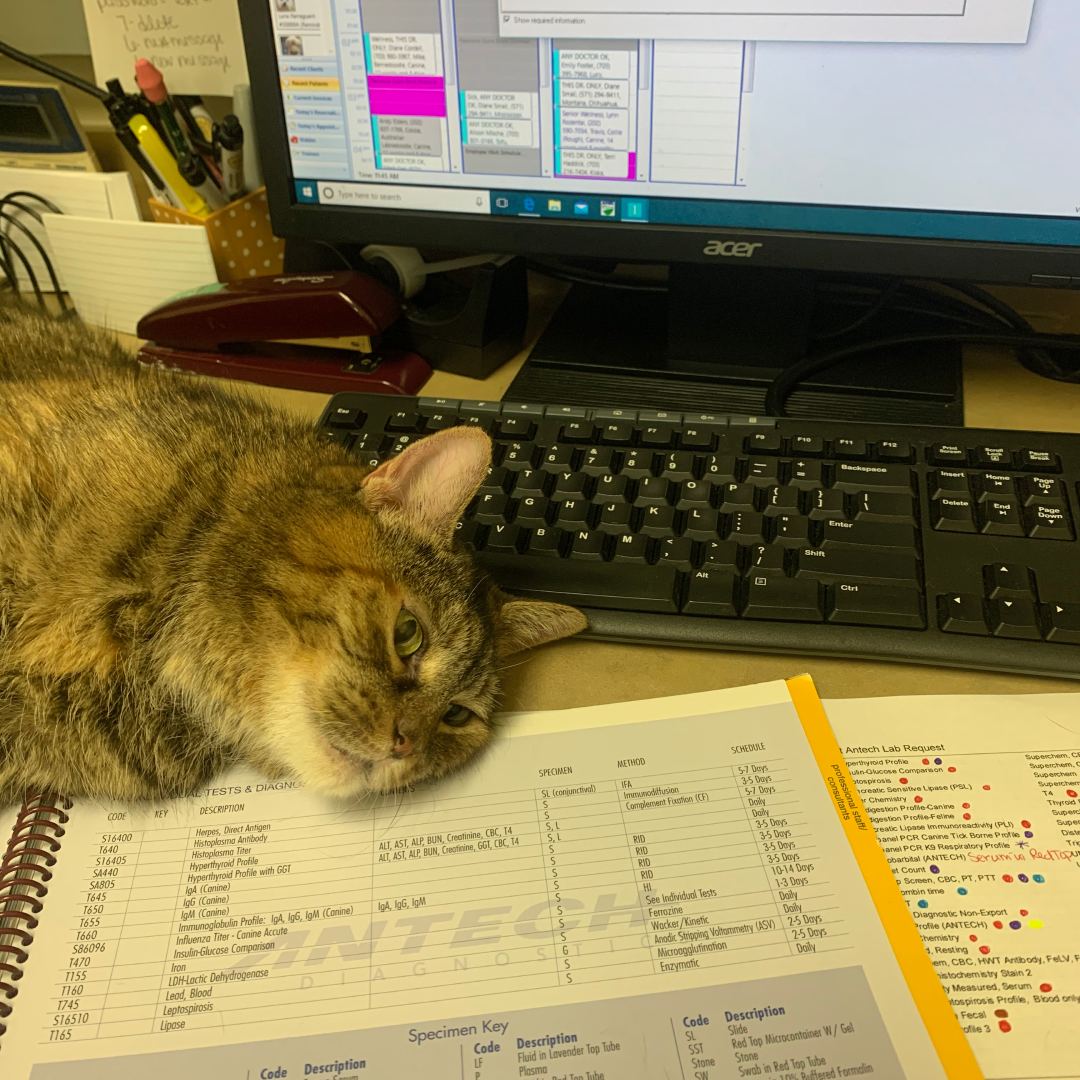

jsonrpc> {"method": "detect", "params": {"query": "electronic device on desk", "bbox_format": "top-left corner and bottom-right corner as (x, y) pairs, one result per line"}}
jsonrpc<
(0, 80), (99, 172)
(239, 0), (1080, 424)
(136, 272), (432, 395)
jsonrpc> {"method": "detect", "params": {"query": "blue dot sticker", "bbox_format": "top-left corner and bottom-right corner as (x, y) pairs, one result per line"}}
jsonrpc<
(1034, 874), (1045, 883)
(934, 757), (942, 765)
(957, 887), (968, 895)
(1024, 831), (1033, 838)
(917, 899), (929, 909)
(1009, 920), (1022, 929)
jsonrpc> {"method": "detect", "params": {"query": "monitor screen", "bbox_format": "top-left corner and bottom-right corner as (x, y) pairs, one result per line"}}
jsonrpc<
(258, 0), (1079, 255)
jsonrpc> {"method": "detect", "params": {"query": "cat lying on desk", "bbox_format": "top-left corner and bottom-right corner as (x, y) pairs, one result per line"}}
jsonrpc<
(0, 306), (585, 805)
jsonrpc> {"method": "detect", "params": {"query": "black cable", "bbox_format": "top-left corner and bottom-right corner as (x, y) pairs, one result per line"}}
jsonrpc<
(0, 230), (46, 309)
(526, 258), (668, 293)
(0, 211), (69, 312)
(764, 330), (1080, 417)
(0, 39), (109, 101)
(812, 278), (905, 342)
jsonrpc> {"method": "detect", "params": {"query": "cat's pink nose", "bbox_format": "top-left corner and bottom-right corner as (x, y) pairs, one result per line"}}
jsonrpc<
(391, 729), (413, 758)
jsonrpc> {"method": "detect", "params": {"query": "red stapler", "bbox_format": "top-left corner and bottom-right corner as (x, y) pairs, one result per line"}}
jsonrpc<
(136, 271), (432, 395)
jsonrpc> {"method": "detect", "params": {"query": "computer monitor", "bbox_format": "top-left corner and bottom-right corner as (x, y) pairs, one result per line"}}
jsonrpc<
(239, 0), (1080, 422)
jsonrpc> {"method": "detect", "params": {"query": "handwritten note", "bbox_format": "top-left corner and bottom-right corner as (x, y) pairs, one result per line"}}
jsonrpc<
(82, 0), (249, 97)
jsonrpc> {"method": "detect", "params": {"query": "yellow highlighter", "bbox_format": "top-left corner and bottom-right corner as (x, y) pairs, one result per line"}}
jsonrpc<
(127, 110), (210, 218)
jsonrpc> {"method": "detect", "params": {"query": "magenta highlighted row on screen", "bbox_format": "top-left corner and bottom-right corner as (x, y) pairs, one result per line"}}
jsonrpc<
(367, 75), (447, 117)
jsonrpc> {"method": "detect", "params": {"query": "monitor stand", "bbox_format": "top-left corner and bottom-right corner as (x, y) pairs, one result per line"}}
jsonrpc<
(505, 265), (964, 425)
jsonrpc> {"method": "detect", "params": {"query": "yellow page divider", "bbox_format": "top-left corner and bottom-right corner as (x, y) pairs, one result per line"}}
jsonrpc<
(785, 674), (984, 1079)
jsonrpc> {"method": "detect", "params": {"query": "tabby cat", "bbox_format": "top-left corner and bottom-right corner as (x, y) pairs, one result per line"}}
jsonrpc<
(0, 306), (586, 805)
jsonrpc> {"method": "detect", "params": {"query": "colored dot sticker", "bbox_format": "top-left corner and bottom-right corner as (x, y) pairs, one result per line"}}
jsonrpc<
(979, 945), (991, 954)
(1024, 830), (1033, 838)
(899, 777), (908, 784)
(914, 796), (923, 803)
(963, 813), (972, 820)
(969, 934), (978, 942)
(1009, 920), (1021, 929)
(929, 864), (940, 873)
(998, 1020), (1012, 1033)
(1068, 789), (1078, 798)
(962, 802), (971, 809)
(922, 758), (930, 765)
(983, 784), (992, 790)
(1030, 919), (1044, 929)
(1021, 820), (1031, 828)
(917, 899), (929, 909)
(1002, 874), (1013, 883)
(1020, 909), (1029, 916)
(1018, 874), (1029, 883)
(934, 757), (942, 765)
(957, 887), (968, 895)
(1040, 983), (1053, 993)
(994, 1009), (1008, 1018)
(947, 766), (957, 772)
(993, 920), (1003, 929)
(1034, 874), (1046, 883)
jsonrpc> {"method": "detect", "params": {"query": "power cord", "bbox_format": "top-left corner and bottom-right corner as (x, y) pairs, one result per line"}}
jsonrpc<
(0, 192), (70, 314)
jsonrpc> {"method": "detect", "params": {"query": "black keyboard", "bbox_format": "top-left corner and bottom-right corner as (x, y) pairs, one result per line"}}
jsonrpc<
(317, 393), (1080, 680)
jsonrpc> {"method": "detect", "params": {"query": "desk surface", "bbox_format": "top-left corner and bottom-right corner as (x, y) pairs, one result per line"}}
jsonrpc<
(121, 280), (1080, 709)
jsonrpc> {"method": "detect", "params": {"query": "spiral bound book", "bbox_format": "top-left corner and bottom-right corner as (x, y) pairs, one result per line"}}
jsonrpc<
(0, 679), (976, 1079)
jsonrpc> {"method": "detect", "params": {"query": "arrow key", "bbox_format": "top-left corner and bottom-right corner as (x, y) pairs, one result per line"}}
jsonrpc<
(989, 598), (1041, 640)
(938, 594), (990, 636)
(1045, 603), (1080, 645)
(982, 564), (1036, 599)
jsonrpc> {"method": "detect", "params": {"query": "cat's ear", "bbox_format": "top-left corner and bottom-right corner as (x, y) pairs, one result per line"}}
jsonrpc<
(360, 426), (492, 540)
(494, 595), (589, 656)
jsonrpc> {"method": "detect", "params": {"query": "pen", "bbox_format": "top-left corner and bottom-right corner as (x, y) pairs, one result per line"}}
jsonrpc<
(214, 115), (246, 200)
(178, 151), (226, 212)
(178, 95), (217, 148)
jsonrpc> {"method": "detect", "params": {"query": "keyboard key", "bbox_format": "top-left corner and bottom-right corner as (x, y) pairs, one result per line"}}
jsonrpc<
(496, 416), (534, 439)
(660, 452), (697, 481)
(511, 469), (548, 498)
(1019, 475), (1065, 504)
(789, 434), (825, 456)
(554, 499), (591, 528)
(459, 399), (501, 414)
(929, 469), (972, 498)
(745, 431), (784, 453)
(678, 425), (720, 451)
(541, 444), (577, 471)
(1024, 500), (1073, 540)
(525, 526), (562, 557)
(594, 407), (638, 421)
(762, 485), (802, 517)
(545, 405), (588, 419)
(639, 409), (682, 423)
(1044, 602), (1080, 644)
(472, 492), (511, 525)
(989, 598), (1041, 640)
(975, 445), (1013, 468)
(682, 507), (722, 541)
(807, 489), (847, 520)
(384, 409), (418, 431)
(828, 583), (924, 629)
(567, 529), (607, 561)
(594, 473), (630, 500)
(833, 462), (913, 493)
(419, 397), (461, 411)
(675, 480), (712, 510)
(639, 504), (677, 537)
(561, 421), (597, 443)
(500, 444), (536, 471)
(938, 594), (990, 635)
(788, 460), (825, 490)
(599, 421), (634, 445)
(744, 573), (823, 622)
(979, 473), (1015, 498)
(726, 511), (766, 545)
(833, 437), (868, 459)
(702, 455), (739, 483)
(640, 422), (676, 448)
(978, 498), (1024, 536)
(612, 533), (651, 562)
(581, 447), (617, 476)
(875, 439), (911, 462)
(476, 554), (679, 613)
(932, 496), (977, 533)
(502, 402), (545, 416)
(772, 515), (812, 547)
(982, 564), (1036, 599)
(326, 404), (364, 428)
(682, 568), (739, 617)
(619, 450), (655, 479)
(795, 546), (920, 586)
(634, 476), (671, 507)
(596, 502), (633, 534)
(929, 443), (969, 466)
(746, 544), (787, 573)
(718, 483), (758, 513)
(819, 520), (917, 548)
(853, 492), (916, 522)
(479, 467), (512, 496)
(455, 520), (485, 552)
(423, 411), (458, 432)
(658, 536), (695, 569)
(319, 429), (353, 448)
(699, 540), (741, 570)
(552, 472), (589, 500)
(1017, 448), (1060, 472)
(745, 458), (782, 485)
(513, 495), (549, 528)
(485, 523), (522, 554)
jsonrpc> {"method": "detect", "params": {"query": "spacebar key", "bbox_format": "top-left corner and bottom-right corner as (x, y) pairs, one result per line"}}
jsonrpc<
(475, 554), (680, 613)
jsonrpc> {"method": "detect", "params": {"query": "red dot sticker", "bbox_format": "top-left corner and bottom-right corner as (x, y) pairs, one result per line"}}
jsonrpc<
(983, 784), (992, 790)
(914, 796), (923, 803)
(947, 766), (957, 772)
(1002, 875), (1014, 883)
(1020, 909), (1029, 916)
(994, 1009), (1008, 1018)
(899, 777), (908, 784)
(1021, 820), (1031, 828)
(969, 935), (978, 942)
(1040, 983), (1053, 993)
(993, 920), (1003, 929)
(979, 945), (991, 954)
(963, 813), (972, 820)
(1068, 789), (1078, 798)
(922, 758), (930, 765)
(962, 802), (971, 809)
(998, 1020), (1012, 1033)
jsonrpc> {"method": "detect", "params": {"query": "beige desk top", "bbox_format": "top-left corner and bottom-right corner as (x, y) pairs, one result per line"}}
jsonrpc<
(122, 280), (1080, 710)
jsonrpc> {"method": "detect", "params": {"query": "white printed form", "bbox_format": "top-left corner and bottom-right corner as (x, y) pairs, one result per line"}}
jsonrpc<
(827, 693), (1080, 1080)
(498, 0), (1035, 43)
(6, 683), (958, 1079)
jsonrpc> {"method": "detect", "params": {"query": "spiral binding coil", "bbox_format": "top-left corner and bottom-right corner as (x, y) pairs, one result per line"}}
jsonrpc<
(0, 792), (71, 1039)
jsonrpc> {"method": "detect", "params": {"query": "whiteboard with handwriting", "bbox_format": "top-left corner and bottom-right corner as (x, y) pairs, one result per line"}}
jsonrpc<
(82, 0), (249, 97)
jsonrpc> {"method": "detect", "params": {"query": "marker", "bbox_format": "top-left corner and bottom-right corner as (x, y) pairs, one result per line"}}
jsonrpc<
(135, 58), (197, 164)
(232, 83), (263, 191)
(174, 94), (223, 184)
(177, 95), (216, 147)
(126, 111), (210, 217)
(179, 151), (226, 212)
(214, 114), (246, 200)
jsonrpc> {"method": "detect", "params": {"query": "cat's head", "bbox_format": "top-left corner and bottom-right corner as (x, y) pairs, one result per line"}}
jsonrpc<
(234, 426), (586, 799)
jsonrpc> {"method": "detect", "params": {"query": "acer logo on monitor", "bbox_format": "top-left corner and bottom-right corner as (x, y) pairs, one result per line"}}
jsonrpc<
(702, 240), (764, 258)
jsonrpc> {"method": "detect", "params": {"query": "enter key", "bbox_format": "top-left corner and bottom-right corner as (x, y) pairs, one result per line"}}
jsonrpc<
(820, 519), (916, 548)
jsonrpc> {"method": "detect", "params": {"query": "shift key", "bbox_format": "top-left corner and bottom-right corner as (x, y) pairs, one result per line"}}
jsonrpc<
(795, 545), (920, 586)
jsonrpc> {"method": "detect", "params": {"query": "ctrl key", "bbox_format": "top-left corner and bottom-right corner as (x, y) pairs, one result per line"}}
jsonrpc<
(938, 593), (990, 636)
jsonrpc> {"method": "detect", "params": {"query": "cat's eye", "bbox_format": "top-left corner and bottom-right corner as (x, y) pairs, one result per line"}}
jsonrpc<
(393, 609), (424, 657)
(442, 704), (473, 728)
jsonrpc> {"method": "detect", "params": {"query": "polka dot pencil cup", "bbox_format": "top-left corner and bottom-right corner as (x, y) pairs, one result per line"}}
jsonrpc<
(148, 188), (286, 283)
